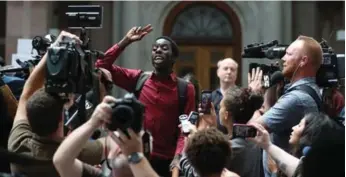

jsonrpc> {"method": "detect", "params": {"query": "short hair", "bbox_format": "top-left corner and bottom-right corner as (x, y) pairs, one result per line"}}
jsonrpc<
(222, 86), (263, 124)
(185, 128), (231, 176)
(26, 88), (65, 136)
(155, 36), (179, 58)
(217, 58), (238, 69)
(296, 35), (323, 70)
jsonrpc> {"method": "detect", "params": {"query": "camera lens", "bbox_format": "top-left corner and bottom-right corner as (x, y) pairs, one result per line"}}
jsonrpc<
(109, 105), (134, 131)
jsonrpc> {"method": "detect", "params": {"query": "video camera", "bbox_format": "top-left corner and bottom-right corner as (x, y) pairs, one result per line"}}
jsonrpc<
(242, 40), (283, 88)
(0, 34), (56, 80)
(46, 5), (104, 129)
(242, 39), (343, 88)
(45, 5), (104, 95)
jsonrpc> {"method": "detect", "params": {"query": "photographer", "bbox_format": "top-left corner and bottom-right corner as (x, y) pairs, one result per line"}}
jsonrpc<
(53, 96), (159, 177)
(248, 35), (322, 177)
(95, 25), (196, 176)
(7, 31), (115, 177)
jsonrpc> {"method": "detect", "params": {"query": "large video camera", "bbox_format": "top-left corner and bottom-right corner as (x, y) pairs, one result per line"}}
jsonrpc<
(46, 5), (104, 129)
(242, 39), (342, 88)
(242, 40), (283, 88)
(0, 34), (56, 80)
(45, 5), (103, 95)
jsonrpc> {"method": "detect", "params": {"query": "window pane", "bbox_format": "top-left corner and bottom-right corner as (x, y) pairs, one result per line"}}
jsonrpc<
(171, 5), (233, 38)
(210, 51), (225, 64)
(178, 51), (195, 62)
(210, 67), (219, 90)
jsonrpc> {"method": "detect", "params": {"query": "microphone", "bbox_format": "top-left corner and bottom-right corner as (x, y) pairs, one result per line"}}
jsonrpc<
(270, 71), (284, 87)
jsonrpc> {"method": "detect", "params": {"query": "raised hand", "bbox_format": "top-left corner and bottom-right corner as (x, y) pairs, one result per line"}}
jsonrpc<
(52, 31), (82, 47)
(125, 24), (153, 42)
(110, 128), (143, 156)
(88, 96), (115, 128)
(248, 67), (263, 94)
(198, 103), (217, 127)
(247, 123), (272, 150)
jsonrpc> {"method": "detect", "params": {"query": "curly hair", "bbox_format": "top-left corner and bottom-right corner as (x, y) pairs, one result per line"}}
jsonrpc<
(223, 86), (263, 124)
(185, 128), (231, 176)
(26, 88), (65, 136)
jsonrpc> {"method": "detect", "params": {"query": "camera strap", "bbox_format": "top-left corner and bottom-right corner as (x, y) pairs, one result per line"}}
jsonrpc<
(291, 85), (322, 111)
(134, 71), (188, 148)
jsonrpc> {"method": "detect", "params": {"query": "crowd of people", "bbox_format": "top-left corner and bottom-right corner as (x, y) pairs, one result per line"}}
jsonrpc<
(0, 24), (344, 177)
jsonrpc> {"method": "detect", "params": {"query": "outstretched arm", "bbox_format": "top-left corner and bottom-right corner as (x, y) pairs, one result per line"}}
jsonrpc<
(95, 25), (153, 92)
(248, 123), (299, 177)
(14, 31), (81, 122)
(53, 96), (115, 177)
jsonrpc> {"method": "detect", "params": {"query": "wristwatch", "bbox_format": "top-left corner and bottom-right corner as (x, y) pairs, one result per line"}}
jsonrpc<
(127, 152), (144, 164)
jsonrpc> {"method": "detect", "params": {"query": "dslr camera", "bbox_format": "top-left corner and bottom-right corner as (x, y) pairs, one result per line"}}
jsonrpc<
(108, 93), (145, 133)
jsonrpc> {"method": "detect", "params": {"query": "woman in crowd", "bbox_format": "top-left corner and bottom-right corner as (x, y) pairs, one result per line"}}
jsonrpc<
(289, 112), (337, 158)
(273, 112), (340, 177)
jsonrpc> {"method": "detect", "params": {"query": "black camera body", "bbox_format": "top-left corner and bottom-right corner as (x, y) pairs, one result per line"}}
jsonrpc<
(108, 93), (145, 133)
(316, 41), (339, 88)
(45, 40), (92, 95)
(32, 35), (57, 56)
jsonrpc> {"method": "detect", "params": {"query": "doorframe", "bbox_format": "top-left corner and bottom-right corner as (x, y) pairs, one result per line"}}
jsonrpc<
(163, 1), (243, 86)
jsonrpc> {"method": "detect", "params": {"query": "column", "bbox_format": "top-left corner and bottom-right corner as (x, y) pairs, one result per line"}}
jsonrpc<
(5, 1), (50, 64)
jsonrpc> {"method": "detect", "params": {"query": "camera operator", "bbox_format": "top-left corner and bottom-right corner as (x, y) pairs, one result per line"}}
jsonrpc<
(53, 95), (159, 177)
(95, 25), (196, 176)
(248, 35), (323, 177)
(7, 31), (116, 177)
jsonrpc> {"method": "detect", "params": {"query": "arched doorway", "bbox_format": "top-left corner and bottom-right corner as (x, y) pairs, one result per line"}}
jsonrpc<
(163, 1), (242, 91)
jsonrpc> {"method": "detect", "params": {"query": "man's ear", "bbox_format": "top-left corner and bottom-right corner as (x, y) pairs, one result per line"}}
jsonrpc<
(300, 55), (309, 67)
(216, 67), (221, 78)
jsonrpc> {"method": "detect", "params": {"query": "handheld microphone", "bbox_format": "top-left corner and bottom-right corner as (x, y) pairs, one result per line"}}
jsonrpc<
(270, 71), (284, 87)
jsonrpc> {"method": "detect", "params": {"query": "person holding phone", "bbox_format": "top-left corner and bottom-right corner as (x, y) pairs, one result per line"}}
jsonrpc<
(179, 86), (263, 177)
(217, 86), (263, 177)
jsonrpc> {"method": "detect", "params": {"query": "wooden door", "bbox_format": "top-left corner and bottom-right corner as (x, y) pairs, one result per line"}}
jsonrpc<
(174, 46), (234, 91)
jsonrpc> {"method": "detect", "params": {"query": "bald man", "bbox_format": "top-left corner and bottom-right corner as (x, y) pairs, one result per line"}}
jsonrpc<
(212, 58), (239, 134)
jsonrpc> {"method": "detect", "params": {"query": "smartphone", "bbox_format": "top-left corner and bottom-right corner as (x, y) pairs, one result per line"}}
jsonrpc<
(188, 111), (199, 125)
(233, 124), (257, 138)
(201, 90), (212, 114)
(179, 114), (191, 135)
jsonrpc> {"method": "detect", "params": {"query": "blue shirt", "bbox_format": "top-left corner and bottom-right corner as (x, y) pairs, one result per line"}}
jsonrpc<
(262, 78), (320, 177)
(2, 75), (25, 100)
(263, 77), (321, 150)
